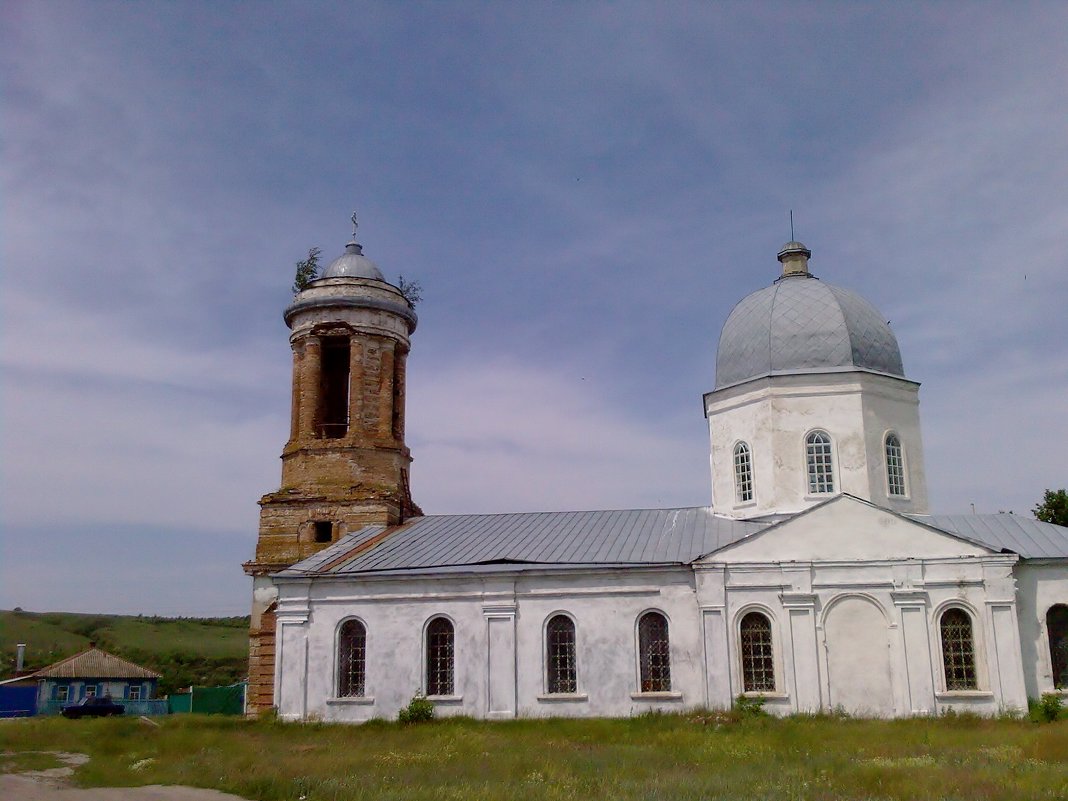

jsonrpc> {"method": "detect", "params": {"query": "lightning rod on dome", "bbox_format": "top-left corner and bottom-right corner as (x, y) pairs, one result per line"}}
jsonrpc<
(790, 210), (795, 242)
(351, 211), (359, 241)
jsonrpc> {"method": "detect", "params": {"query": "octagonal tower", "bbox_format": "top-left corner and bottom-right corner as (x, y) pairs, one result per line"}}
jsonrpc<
(704, 241), (929, 519)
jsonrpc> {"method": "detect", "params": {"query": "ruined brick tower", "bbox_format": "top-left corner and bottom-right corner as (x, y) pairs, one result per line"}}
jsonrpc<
(243, 222), (420, 713)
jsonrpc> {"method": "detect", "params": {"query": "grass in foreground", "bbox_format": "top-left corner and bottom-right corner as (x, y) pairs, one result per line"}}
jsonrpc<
(2, 712), (1067, 801)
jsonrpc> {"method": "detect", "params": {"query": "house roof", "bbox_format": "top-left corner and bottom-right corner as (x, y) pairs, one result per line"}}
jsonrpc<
(30, 646), (160, 680)
(277, 505), (1068, 579)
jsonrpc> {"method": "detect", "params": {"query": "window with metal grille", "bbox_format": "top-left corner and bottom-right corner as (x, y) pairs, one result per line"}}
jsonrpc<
(1047, 604), (1068, 689)
(337, 619), (366, 697)
(546, 615), (577, 694)
(885, 433), (906, 496)
(638, 612), (671, 692)
(940, 608), (978, 690)
(733, 442), (754, 503)
(740, 611), (776, 692)
(805, 431), (835, 494)
(426, 617), (454, 696)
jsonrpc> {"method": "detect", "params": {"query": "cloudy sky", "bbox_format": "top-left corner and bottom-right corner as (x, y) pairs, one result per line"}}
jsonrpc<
(2, 2), (1066, 616)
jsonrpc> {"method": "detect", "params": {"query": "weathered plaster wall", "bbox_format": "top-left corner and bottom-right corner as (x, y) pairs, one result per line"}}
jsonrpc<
(273, 567), (707, 723)
(696, 553), (1027, 717)
(1014, 560), (1068, 698)
(705, 373), (927, 518)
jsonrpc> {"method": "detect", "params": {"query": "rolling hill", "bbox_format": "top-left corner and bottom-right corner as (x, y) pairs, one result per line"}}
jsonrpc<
(0, 610), (249, 695)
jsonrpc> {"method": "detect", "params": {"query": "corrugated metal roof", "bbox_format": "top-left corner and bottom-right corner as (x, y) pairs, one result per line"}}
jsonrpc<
(910, 514), (1068, 559)
(32, 647), (160, 679)
(278, 508), (767, 577)
(278, 508), (1068, 580)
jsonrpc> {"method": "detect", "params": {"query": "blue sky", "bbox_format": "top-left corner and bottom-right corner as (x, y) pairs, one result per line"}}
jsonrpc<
(2, 2), (1066, 616)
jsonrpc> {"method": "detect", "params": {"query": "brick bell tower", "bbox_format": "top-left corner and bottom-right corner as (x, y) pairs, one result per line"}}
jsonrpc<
(243, 217), (420, 713)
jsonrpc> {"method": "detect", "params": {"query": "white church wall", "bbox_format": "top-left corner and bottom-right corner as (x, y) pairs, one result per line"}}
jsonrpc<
(273, 566), (709, 722)
(274, 551), (1029, 721)
(859, 378), (928, 513)
(706, 373), (926, 519)
(1014, 560), (1068, 698)
(696, 548), (1027, 716)
(512, 569), (704, 717)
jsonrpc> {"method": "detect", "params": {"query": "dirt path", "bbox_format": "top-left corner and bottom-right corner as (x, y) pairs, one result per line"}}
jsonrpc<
(0, 752), (250, 801)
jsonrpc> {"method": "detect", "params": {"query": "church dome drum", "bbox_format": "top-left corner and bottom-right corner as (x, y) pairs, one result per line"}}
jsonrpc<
(714, 242), (904, 389)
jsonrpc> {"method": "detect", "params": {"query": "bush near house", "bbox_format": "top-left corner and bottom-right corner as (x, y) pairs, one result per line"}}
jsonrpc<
(0, 610), (249, 695)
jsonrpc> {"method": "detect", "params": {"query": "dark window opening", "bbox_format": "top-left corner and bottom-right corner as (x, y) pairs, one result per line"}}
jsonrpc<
(338, 620), (366, 697)
(314, 521), (333, 543)
(546, 615), (577, 694)
(940, 608), (978, 690)
(638, 612), (671, 692)
(426, 617), (454, 696)
(318, 336), (350, 438)
(740, 611), (776, 692)
(391, 351), (404, 441)
(1047, 604), (1068, 689)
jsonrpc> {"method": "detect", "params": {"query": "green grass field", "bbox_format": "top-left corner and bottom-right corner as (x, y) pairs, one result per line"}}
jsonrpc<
(2, 713), (1067, 800)
(0, 609), (249, 693)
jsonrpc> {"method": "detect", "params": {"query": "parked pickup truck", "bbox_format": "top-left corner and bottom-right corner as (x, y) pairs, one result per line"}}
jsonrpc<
(61, 695), (125, 718)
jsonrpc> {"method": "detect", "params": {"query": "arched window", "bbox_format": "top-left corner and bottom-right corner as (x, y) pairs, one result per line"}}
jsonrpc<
(940, 608), (978, 690)
(638, 612), (671, 692)
(805, 431), (835, 494)
(426, 617), (454, 696)
(546, 615), (577, 694)
(740, 611), (775, 692)
(733, 442), (754, 503)
(337, 619), (366, 697)
(1047, 604), (1068, 689)
(885, 433), (906, 496)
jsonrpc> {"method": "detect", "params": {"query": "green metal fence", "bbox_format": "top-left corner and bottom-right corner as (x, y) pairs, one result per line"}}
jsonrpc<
(168, 682), (246, 715)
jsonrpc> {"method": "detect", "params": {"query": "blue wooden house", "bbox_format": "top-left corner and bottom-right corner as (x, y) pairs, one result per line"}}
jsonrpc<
(32, 644), (165, 715)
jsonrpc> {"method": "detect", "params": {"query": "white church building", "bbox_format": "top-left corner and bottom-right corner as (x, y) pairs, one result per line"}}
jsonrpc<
(245, 233), (1068, 721)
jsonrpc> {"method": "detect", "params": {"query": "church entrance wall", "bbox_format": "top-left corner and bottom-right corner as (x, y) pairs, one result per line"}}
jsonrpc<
(823, 595), (895, 716)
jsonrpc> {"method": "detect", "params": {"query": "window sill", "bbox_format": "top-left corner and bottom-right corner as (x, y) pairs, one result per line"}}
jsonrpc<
(427, 695), (463, 705)
(741, 691), (788, 700)
(804, 492), (838, 502)
(326, 696), (375, 706)
(630, 691), (683, 701)
(733, 500), (757, 510)
(537, 693), (588, 703)
(935, 690), (994, 700)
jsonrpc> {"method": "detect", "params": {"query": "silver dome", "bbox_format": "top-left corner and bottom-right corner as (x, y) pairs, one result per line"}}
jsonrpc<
(714, 274), (905, 389)
(320, 241), (385, 281)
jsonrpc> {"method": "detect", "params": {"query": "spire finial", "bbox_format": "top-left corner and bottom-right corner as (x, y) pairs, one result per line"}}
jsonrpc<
(789, 209), (795, 241)
(350, 211), (359, 241)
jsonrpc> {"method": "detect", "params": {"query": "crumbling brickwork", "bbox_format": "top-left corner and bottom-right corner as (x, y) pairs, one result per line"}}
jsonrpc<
(244, 267), (418, 714)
